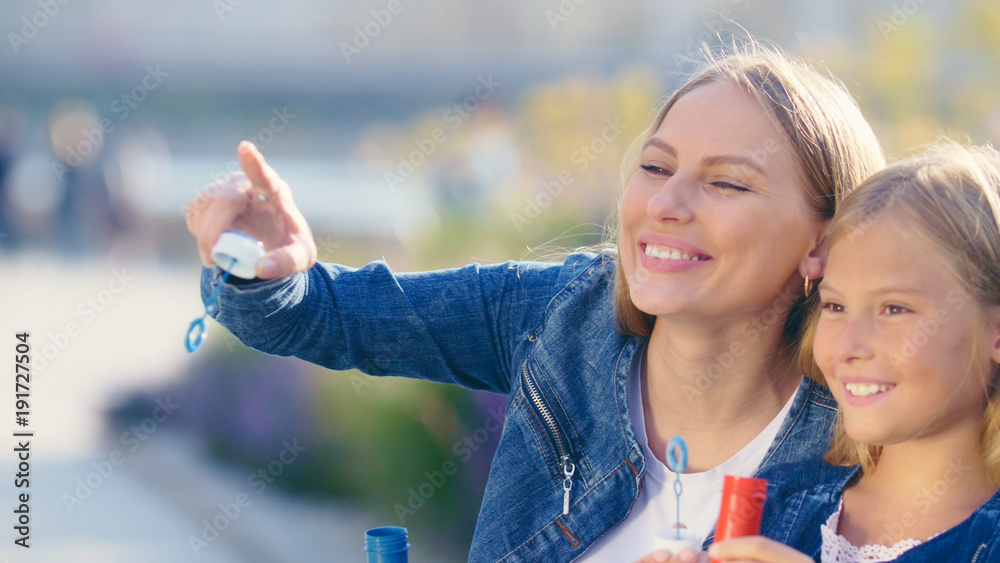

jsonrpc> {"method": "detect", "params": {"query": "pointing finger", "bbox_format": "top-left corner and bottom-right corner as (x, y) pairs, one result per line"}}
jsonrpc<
(237, 141), (281, 197)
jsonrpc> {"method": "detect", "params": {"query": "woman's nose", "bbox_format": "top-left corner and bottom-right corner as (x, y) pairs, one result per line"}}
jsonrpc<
(646, 175), (695, 224)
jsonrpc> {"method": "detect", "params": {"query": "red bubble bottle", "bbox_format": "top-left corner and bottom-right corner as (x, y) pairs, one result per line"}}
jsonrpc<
(710, 475), (768, 563)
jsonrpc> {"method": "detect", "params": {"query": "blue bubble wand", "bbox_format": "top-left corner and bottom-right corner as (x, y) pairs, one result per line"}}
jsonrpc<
(666, 435), (688, 540)
(185, 256), (236, 352)
(185, 230), (266, 353)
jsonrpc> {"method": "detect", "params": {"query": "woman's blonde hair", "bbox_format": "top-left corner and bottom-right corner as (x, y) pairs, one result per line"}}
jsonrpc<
(800, 140), (1000, 484)
(608, 42), (885, 363)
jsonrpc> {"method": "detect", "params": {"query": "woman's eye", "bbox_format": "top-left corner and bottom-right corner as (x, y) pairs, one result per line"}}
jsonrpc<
(883, 304), (910, 315)
(711, 181), (750, 192)
(640, 164), (672, 176)
(820, 301), (844, 313)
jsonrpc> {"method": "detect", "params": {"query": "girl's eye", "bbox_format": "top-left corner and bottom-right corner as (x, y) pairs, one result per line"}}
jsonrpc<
(640, 164), (672, 176)
(883, 304), (910, 315)
(820, 301), (844, 313)
(711, 181), (750, 192)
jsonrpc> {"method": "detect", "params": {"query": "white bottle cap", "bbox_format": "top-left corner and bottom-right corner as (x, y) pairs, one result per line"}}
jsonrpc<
(210, 230), (266, 279)
(652, 529), (702, 555)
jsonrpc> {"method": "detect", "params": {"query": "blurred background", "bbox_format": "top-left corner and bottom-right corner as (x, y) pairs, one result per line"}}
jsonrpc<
(1, 0), (999, 561)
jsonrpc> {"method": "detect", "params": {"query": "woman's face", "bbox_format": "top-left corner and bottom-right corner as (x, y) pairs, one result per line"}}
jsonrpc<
(813, 220), (994, 445)
(619, 80), (824, 323)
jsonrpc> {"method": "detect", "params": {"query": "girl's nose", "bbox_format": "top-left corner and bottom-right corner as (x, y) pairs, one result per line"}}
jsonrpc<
(833, 315), (876, 364)
(646, 174), (695, 224)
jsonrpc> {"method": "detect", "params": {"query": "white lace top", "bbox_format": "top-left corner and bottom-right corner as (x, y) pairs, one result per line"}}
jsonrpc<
(821, 499), (937, 562)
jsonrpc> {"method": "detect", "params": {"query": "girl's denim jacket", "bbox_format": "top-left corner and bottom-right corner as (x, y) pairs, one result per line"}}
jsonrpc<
(202, 249), (853, 561)
(760, 460), (1000, 562)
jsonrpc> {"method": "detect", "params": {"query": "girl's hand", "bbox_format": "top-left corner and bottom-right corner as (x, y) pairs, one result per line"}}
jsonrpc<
(633, 548), (710, 563)
(185, 141), (317, 279)
(706, 537), (812, 563)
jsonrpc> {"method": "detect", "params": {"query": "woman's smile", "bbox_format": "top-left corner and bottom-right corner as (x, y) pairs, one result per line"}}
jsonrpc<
(638, 234), (713, 273)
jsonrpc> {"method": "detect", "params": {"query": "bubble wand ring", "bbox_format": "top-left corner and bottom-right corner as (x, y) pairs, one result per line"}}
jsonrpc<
(185, 257), (235, 352)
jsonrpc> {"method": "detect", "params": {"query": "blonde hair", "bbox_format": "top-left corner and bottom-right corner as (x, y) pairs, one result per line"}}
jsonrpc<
(800, 140), (1000, 485)
(609, 42), (885, 361)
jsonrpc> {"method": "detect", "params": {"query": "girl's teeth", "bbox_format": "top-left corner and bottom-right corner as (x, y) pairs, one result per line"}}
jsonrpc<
(644, 244), (704, 262)
(845, 382), (895, 397)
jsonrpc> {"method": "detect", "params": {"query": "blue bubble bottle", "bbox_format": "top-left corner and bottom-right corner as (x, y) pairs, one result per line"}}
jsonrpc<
(364, 526), (410, 563)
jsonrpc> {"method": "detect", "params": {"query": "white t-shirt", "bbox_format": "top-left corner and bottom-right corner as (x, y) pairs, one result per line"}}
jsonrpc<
(581, 340), (797, 562)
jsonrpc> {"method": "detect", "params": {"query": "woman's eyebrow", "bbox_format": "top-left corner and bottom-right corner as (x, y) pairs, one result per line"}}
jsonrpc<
(642, 138), (767, 178)
(642, 138), (676, 156)
(702, 154), (767, 178)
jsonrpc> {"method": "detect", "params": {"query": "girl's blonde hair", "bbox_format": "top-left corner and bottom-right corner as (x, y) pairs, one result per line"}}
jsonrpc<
(609, 42), (885, 362)
(800, 140), (1000, 484)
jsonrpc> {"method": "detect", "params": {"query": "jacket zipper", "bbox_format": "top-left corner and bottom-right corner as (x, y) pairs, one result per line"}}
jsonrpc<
(522, 362), (576, 515)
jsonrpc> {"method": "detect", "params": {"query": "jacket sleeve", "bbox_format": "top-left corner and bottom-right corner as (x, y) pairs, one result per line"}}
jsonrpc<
(200, 253), (602, 395)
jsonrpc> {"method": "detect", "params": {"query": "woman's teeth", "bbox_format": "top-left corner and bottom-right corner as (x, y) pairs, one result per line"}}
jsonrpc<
(845, 382), (895, 397)
(644, 243), (706, 262)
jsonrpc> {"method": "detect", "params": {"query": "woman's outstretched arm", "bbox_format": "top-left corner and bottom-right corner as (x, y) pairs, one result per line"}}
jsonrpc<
(188, 141), (589, 395)
(201, 254), (569, 395)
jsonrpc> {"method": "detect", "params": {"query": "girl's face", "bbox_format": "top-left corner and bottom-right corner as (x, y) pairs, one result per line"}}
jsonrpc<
(619, 80), (824, 322)
(814, 219), (997, 446)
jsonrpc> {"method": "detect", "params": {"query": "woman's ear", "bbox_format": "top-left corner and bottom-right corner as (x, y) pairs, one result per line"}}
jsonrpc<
(987, 306), (1000, 367)
(799, 229), (828, 282)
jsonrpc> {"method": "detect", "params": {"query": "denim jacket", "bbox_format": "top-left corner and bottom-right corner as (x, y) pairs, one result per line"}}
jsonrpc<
(761, 460), (1000, 562)
(201, 249), (853, 561)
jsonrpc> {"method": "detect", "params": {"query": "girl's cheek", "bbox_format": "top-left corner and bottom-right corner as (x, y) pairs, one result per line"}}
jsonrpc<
(812, 325), (833, 370)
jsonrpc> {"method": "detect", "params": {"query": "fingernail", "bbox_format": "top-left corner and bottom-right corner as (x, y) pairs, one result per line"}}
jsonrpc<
(652, 551), (668, 562)
(707, 545), (719, 557)
(257, 258), (277, 278)
(679, 549), (697, 563)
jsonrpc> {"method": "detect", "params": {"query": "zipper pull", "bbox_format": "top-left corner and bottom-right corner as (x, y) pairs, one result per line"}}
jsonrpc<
(561, 455), (576, 515)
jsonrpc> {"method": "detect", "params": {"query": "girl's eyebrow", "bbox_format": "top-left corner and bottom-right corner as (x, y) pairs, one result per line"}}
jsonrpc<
(642, 138), (767, 177)
(819, 280), (924, 296)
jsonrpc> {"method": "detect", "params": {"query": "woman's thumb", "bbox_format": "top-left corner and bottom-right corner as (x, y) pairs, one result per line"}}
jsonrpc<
(255, 242), (314, 279)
